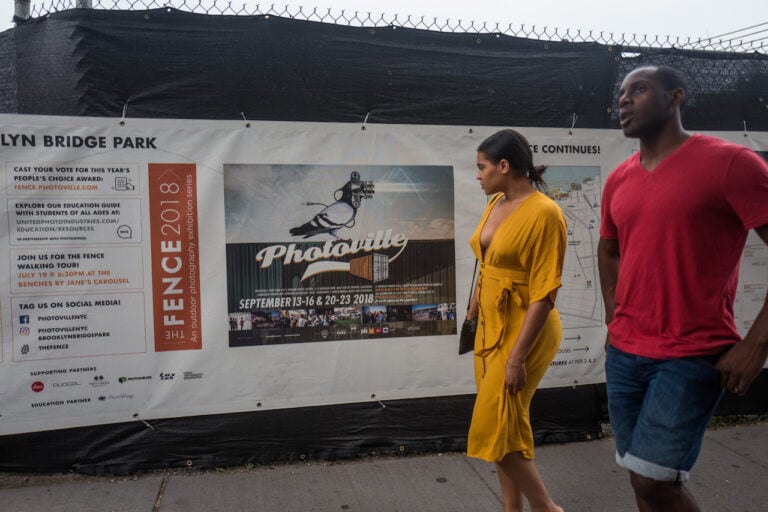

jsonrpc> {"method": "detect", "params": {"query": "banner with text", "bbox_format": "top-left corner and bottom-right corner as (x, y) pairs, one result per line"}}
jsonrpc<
(0, 115), (765, 435)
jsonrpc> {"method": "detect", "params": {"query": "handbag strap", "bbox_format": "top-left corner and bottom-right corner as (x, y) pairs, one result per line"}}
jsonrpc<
(466, 193), (491, 311)
(466, 258), (478, 310)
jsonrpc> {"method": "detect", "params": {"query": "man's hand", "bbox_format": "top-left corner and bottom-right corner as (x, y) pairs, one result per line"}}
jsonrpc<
(720, 225), (768, 395)
(716, 339), (768, 396)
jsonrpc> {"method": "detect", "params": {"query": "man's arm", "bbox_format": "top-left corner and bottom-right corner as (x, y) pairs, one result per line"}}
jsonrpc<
(716, 224), (768, 395)
(597, 237), (620, 326)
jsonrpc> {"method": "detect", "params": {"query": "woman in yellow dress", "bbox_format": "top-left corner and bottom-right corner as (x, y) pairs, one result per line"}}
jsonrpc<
(467, 129), (566, 512)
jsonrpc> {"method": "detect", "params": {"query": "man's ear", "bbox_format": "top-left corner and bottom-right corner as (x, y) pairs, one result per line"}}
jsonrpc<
(670, 87), (686, 108)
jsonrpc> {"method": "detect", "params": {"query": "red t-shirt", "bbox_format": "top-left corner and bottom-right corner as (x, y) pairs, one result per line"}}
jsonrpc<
(600, 134), (768, 359)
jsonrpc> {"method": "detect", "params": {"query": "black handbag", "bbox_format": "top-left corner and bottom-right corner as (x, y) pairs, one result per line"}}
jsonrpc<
(458, 259), (479, 355)
(458, 317), (477, 355)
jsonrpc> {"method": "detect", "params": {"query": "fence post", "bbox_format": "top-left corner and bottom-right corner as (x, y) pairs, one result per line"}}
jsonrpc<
(76, 0), (93, 7)
(13, 0), (31, 24)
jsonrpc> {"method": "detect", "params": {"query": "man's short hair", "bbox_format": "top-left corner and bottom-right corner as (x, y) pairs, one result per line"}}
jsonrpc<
(651, 65), (689, 108)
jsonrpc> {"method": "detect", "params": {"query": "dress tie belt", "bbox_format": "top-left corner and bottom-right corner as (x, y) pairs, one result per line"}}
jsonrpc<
(475, 263), (529, 358)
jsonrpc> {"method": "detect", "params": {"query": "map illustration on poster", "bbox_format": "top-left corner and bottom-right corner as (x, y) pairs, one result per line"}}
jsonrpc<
(545, 165), (603, 372)
(223, 164), (457, 346)
(547, 165), (603, 330)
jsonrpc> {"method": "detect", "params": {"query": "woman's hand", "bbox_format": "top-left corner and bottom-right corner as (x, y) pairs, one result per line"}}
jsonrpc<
(503, 299), (552, 395)
(505, 361), (527, 395)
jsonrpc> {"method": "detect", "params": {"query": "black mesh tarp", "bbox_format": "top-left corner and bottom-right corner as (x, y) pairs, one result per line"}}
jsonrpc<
(0, 29), (16, 113)
(6, 9), (618, 126)
(1, 7), (761, 130)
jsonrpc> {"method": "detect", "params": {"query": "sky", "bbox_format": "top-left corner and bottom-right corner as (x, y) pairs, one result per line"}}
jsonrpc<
(1, 0), (766, 45)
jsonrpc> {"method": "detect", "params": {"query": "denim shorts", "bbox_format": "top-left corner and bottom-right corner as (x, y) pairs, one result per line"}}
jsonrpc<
(605, 345), (724, 482)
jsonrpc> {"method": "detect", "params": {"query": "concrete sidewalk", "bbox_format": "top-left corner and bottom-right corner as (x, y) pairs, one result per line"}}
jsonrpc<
(1, 423), (766, 511)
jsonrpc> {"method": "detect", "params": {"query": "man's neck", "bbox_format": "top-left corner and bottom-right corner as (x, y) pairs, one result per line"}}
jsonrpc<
(639, 124), (690, 171)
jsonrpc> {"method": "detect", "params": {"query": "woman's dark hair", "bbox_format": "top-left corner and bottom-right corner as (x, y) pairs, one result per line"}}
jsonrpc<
(477, 129), (547, 190)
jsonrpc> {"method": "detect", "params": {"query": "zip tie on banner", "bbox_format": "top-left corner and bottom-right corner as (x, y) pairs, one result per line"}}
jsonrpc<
(569, 113), (578, 135)
(141, 420), (156, 431)
(743, 120), (748, 138)
(241, 112), (251, 128)
(361, 111), (370, 131)
(119, 103), (128, 126)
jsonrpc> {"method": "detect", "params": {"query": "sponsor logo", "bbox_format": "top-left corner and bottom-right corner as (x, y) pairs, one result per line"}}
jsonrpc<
(98, 394), (135, 401)
(183, 371), (203, 380)
(382, 326), (390, 334)
(89, 375), (109, 387)
(118, 376), (152, 383)
(159, 372), (175, 381)
(31, 381), (44, 392)
(52, 381), (80, 388)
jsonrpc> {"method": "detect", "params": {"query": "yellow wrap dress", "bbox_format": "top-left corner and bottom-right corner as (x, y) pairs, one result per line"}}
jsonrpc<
(467, 191), (566, 463)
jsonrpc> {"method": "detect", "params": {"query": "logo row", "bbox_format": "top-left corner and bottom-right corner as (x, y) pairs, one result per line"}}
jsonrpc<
(30, 371), (204, 392)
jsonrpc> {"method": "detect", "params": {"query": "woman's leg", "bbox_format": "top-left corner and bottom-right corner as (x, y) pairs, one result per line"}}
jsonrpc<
(496, 451), (564, 512)
(496, 460), (524, 512)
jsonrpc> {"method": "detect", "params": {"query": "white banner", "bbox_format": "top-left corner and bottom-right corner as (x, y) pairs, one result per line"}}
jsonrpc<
(0, 115), (765, 435)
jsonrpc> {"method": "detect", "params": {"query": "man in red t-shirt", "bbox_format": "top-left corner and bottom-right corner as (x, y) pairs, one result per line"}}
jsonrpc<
(598, 65), (768, 511)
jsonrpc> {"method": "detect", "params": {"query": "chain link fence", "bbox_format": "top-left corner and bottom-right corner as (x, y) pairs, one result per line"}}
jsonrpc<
(27, 0), (767, 54)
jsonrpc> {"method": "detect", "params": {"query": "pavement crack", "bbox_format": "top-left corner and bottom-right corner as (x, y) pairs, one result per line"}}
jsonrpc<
(706, 435), (768, 470)
(152, 474), (170, 511)
(462, 456), (503, 505)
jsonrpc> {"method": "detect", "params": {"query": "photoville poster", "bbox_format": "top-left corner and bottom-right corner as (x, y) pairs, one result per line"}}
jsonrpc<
(224, 164), (457, 347)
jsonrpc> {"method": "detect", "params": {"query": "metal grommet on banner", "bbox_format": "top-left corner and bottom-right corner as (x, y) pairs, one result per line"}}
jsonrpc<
(569, 113), (578, 135)
(119, 103), (128, 126)
(241, 112), (251, 129)
(361, 111), (370, 131)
